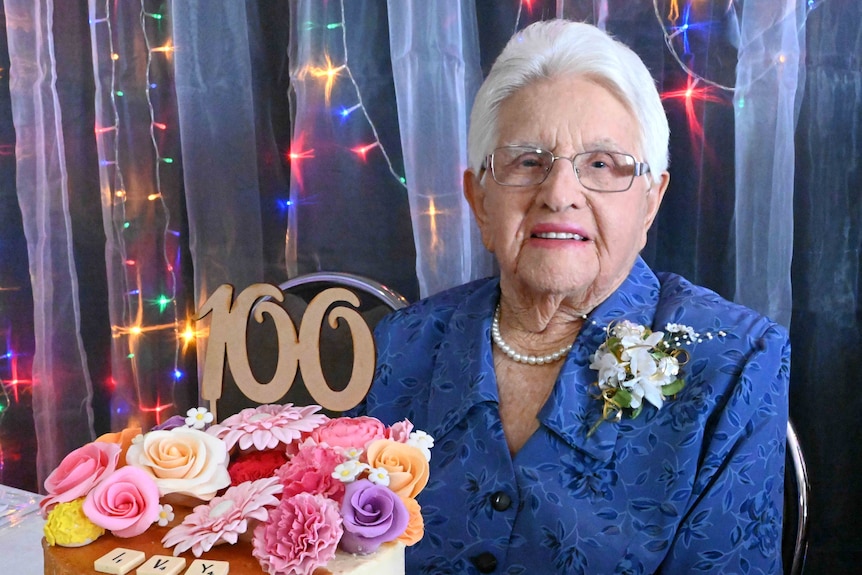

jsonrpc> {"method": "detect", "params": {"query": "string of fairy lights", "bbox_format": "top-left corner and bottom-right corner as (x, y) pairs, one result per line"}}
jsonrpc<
(291, 0), (407, 190)
(90, 0), (185, 424)
(0, 0), (822, 432)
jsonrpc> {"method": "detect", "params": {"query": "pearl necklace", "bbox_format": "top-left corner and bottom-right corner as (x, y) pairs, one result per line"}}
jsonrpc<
(491, 304), (573, 365)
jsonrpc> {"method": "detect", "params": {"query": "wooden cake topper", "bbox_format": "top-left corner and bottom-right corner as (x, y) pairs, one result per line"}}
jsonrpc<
(197, 283), (375, 419)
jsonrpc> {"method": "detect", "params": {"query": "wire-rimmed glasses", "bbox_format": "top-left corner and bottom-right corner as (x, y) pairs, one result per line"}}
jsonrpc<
(483, 146), (650, 192)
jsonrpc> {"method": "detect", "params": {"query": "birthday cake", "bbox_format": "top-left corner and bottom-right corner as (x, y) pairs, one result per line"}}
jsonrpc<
(41, 404), (432, 575)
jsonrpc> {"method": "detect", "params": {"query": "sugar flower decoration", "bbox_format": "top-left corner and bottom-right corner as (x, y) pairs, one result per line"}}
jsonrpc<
(227, 448), (288, 486)
(277, 443), (347, 503)
(332, 459), (370, 483)
(310, 416), (387, 450)
(156, 504), (175, 527)
(44, 498), (105, 547)
(40, 441), (121, 518)
(207, 404), (328, 452)
(83, 465), (161, 538)
(339, 479), (409, 555)
(185, 407), (214, 430)
(365, 439), (430, 499)
(366, 467), (391, 487)
(125, 426), (231, 501)
(252, 492), (343, 575)
(407, 430), (434, 461)
(162, 477), (283, 557)
(588, 320), (693, 435)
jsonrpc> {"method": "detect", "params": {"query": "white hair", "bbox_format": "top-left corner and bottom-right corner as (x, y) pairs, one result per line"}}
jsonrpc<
(467, 20), (669, 184)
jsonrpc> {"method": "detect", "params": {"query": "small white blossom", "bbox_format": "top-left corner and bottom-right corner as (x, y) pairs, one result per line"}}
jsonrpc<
(366, 466), (391, 487)
(407, 430), (435, 461)
(332, 460), (369, 483)
(156, 504), (175, 527)
(590, 349), (628, 389)
(185, 407), (213, 429)
(339, 447), (364, 460)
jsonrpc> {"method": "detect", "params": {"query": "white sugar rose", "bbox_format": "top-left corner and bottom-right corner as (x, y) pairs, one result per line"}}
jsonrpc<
(126, 427), (230, 501)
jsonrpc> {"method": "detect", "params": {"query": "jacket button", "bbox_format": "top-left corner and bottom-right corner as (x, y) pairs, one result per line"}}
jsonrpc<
(471, 552), (498, 573)
(490, 491), (511, 511)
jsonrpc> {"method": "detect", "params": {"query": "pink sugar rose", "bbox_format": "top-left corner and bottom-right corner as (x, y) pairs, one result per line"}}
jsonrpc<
(276, 443), (347, 503)
(252, 493), (343, 575)
(40, 442), (121, 518)
(309, 416), (387, 451)
(83, 466), (161, 538)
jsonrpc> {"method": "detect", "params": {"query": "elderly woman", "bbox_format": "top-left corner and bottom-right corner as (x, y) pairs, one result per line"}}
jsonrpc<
(357, 20), (789, 574)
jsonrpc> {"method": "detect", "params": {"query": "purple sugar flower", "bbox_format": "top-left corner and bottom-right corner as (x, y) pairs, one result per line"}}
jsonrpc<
(339, 479), (409, 554)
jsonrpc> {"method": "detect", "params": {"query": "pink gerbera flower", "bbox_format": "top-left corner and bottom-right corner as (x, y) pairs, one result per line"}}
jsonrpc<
(161, 477), (283, 557)
(206, 404), (328, 451)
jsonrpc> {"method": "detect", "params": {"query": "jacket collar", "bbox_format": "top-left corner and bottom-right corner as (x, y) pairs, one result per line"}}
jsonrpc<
(424, 258), (661, 462)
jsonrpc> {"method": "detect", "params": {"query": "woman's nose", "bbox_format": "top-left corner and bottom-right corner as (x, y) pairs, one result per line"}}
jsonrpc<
(536, 157), (587, 211)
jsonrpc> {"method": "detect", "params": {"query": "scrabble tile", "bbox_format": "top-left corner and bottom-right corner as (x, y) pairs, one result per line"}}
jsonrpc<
(183, 559), (230, 575)
(94, 548), (147, 575)
(136, 555), (187, 575)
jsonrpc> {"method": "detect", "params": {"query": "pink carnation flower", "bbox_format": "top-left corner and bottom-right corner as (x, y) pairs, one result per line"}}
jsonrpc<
(82, 466), (161, 538)
(276, 443), (347, 503)
(252, 493), (343, 575)
(309, 416), (387, 451)
(41, 442), (121, 518)
(162, 477), (283, 557)
(207, 404), (328, 451)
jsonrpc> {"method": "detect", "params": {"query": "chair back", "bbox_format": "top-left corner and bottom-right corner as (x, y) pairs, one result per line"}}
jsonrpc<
(199, 272), (408, 419)
(784, 419), (809, 575)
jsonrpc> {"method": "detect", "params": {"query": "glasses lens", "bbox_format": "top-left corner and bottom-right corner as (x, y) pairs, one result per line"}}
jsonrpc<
(574, 151), (636, 192)
(491, 147), (553, 186)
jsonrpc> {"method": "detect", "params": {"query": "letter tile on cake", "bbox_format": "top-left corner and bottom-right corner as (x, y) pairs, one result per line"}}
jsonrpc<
(138, 556), (187, 575)
(184, 559), (229, 575)
(94, 548), (146, 574)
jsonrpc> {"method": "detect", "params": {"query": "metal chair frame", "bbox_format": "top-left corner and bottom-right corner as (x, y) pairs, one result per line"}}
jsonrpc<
(278, 271), (409, 312)
(786, 419), (810, 575)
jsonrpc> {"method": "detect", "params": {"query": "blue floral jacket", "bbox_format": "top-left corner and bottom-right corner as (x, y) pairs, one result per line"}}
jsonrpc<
(355, 258), (790, 575)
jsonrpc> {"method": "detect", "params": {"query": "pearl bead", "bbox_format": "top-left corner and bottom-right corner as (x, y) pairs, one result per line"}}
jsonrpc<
(491, 304), (573, 365)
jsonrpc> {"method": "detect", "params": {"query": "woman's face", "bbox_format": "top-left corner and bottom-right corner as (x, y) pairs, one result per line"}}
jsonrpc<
(465, 75), (669, 309)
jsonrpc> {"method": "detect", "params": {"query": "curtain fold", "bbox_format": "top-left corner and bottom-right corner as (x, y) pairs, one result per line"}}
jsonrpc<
(733, 0), (803, 327)
(5, 0), (96, 481)
(387, 0), (494, 297)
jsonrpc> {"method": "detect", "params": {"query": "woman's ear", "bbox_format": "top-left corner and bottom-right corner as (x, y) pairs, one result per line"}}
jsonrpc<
(463, 169), (494, 252)
(643, 171), (670, 231)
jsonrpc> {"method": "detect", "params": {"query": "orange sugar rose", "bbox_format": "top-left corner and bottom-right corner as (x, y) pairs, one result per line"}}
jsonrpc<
(397, 496), (424, 546)
(96, 426), (142, 468)
(365, 439), (429, 499)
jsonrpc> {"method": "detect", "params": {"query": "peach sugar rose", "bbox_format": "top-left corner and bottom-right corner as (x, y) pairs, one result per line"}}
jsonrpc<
(125, 427), (230, 501)
(365, 439), (429, 499)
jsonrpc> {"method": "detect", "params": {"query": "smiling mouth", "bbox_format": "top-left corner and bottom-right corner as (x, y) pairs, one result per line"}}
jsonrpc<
(532, 232), (588, 241)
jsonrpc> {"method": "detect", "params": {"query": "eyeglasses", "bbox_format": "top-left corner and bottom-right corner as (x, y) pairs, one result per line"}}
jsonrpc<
(483, 146), (650, 192)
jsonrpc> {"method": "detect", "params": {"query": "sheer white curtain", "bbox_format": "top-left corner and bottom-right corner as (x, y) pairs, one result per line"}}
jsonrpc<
(733, 0), (803, 327)
(387, 0), (494, 297)
(6, 0), (96, 482)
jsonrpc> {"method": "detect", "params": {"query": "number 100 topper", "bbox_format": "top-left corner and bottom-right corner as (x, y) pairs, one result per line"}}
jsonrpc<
(196, 283), (375, 419)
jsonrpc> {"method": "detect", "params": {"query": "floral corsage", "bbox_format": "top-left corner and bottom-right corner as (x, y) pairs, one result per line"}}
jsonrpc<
(588, 320), (699, 435)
